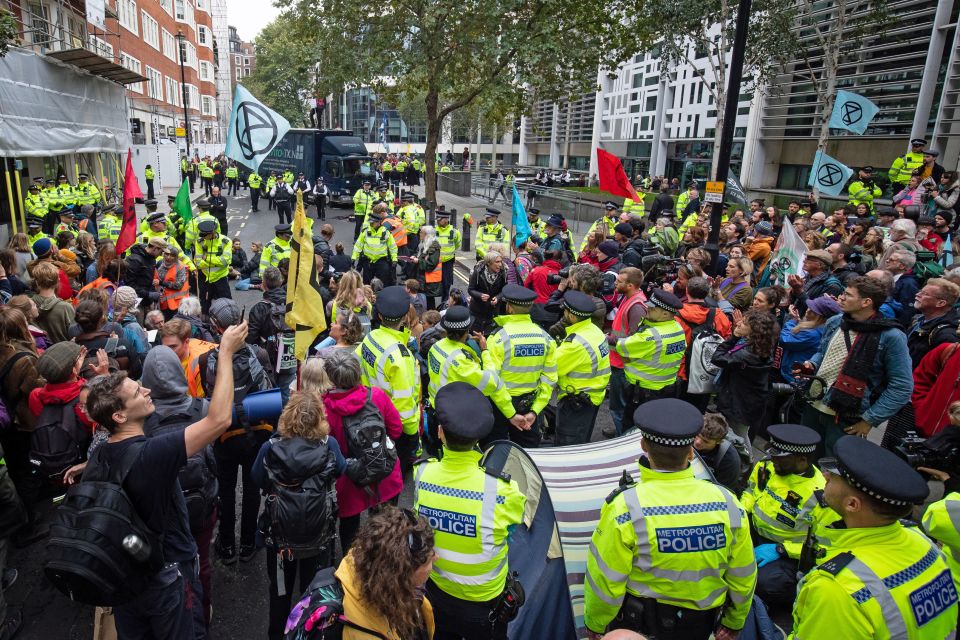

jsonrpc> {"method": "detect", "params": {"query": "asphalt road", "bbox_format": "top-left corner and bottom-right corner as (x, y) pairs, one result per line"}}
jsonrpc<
(9, 185), (616, 639)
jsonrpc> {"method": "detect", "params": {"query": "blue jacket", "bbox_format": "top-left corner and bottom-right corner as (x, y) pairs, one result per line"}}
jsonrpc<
(810, 314), (913, 426)
(778, 319), (826, 383)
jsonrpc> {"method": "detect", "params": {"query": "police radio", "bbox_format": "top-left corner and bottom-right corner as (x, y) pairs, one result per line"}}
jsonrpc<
(490, 571), (525, 624)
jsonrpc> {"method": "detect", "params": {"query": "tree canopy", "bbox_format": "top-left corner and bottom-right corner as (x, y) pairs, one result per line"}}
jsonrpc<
(245, 17), (318, 126)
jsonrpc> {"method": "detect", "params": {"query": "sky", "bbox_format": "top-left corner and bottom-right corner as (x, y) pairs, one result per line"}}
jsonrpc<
(227, 0), (281, 42)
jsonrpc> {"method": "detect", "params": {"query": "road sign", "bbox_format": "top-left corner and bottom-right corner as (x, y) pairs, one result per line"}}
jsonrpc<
(175, 127), (186, 138)
(705, 181), (724, 203)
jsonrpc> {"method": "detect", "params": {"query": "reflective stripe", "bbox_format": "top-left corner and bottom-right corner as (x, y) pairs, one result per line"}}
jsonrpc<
(433, 555), (507, 586)
(726, 563), (757, 578)
(566, 333), (610, 379)
(945, 500), (960, 533)
(586, 569), (623, 607)
(589, 540), (630, 583)
(847, 557), (910, 638)
(626, 582), (727, 609)
(717, 486), (742, 529)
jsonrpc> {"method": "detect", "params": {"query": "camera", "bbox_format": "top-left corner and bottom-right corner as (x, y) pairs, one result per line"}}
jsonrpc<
(638, 254), (683, 292)
(546, 267), (571, 286)
(894, 430), (960, 475)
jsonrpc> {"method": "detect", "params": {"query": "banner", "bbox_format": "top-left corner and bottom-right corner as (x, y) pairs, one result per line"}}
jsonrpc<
(172, 180), (193, 221)
(285, 191), (328, 360)
(379, 113), (390, 153)
(767, 219), (807, 286)
(115, 149), (143, 254)
(225, 84), (291, 172)
(726, 170), (748, 205)
(829, 90), (879, 135)
(512, 185), (532, 248)
(596, 149), (639, 201)
(807, 150), (853, 197)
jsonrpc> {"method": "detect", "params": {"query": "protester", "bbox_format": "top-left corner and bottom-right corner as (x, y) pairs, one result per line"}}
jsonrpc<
(467, 250), (506, 334)
(693, 412), (742, 492)
(27, 261), (74, 343)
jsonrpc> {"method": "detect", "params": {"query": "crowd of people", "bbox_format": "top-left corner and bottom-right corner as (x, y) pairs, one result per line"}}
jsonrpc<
(0, 137), (959, 640)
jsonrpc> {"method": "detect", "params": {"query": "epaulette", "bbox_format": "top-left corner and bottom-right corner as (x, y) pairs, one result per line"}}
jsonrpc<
(397, 343), (410, 358)
(413, 457), (435, 466)
(562, 334), (576, 344)
(814, 489), (828, 508)
(817, 551), (855, 576)
(483, 465), (511, 483)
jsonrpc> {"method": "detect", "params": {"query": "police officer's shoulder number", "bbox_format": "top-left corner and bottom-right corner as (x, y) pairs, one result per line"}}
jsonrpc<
(413, 457), (437, 467)
(483, 465), (511, 484)
(817, 551), (855, 576)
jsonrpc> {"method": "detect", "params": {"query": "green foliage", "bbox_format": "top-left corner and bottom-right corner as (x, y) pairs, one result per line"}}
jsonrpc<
(245, 17), (317, 126)
(0, 10), (18, 57)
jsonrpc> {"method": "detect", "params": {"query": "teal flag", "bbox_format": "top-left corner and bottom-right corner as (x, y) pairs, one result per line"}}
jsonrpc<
(225, 84), (291, 172)
(512, 185), (532, 248)
(829, 90), (879, 135)
(807, 150), (853, 197)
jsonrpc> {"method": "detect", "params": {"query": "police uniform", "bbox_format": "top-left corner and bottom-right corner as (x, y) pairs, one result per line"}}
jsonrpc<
(888, 139), (927, 192)
(435, 211), (461, 300)
(139, 212), (191, 268)
(526, 208), (547, 239)
(741, 425), (841, 607)
(414, 382), (526, 640)
(623, 195), (645, 218)
(398, 192), (425, 255)
(584, 399), (757, 639)
(194, 219), (232, 314)
(352, 181), (376, 239)
(846, 167), (882, 214)
(923, 492), (960, 594)
(351, 212), (397, 285)
(259, 224), (292, 277)
(225, 164), (239, 195)
(247, 172), (262, 211)
(580, 203), (619, 252)
(476, 208), (507, 260)
(480, 285), (557, 448)
(791, 436), (958, 640)
(554, 291), (611, 445)
(616, 290), (686, 433)
(184, 200), (221, 253)
(674, 184), (696, 219)
(74, 174), (101, 211)
(356, 287), (421, 464)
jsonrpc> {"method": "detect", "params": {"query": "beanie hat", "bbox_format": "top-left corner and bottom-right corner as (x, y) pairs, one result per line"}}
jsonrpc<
(32, 237), (53, 258)
(598, 240), (620, 259)
(37, 342), (83, 384)
(114, 286), (138, 310)
(755, 221), (773, 236)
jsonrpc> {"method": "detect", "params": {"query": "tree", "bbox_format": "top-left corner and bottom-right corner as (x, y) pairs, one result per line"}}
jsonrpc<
(245, 18), (318, 126)
(0, 10), (17, 57)
(283, 0), (642, 202)
(641, 0), (800, 176)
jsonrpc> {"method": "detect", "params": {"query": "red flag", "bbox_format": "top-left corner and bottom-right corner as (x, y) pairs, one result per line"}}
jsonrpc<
(115, 149), (143, 254)
(596, 148), (640, 201)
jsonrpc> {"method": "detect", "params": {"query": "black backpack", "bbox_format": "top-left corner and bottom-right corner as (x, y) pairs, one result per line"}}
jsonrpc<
(30, 397), (90, 476)
(342, 388), (397, 491)
(44, 441), (164, 606)
(259, 437), (338, 555)
(266, 299), (298, 373)
(284, 567), (389, 640)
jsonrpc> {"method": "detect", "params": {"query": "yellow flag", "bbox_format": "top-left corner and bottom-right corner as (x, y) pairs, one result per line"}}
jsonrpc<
(285, 190), (327, 360)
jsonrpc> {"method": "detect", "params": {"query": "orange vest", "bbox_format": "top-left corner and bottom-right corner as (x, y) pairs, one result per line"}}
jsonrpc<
(76, 277), (116, 306)
(424, 260), (442, 283)
(158, 263), (190, 311)
(609, 291), (647, 369)
(384, 216), (407, 247)
(183, 339), (217, 398)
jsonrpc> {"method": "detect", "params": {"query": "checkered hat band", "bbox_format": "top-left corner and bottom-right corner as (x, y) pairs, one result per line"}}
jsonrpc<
(640, 430), (695, 447)
(769, 438), (816, 455)
(649, 297), (679, 314)
(443, 318), (472, 330)
(564, 304), (592, 317)
(841, 468), (909, 506)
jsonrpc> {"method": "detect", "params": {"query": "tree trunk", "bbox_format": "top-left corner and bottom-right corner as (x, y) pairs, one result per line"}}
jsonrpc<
(711, 89), (727, 179)
(811, 33), (843, 199)
(424, 89), (440, 204)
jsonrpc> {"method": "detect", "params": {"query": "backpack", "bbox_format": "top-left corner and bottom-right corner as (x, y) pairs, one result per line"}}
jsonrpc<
(686, 308), (725, 394)
(199, 345), (275, 426)
(284, 566), (389, 640)
(266, 300), (298, 373)
(44, 441), (165, 606)
(0, 352), (33, 433)
(258, 437), (338, 555)
(30, 396), (90, 476)
(913, 250), (945, 284)
(716, 429), (753, 473)
(342, 387), (397, 491)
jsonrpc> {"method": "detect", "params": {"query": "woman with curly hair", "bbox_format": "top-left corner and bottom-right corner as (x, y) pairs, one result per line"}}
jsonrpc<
(711, 310), (779, 447)
(336, 505), (437, 640)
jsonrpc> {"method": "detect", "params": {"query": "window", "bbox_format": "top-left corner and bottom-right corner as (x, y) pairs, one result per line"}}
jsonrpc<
(28, 4), (50, 46)
(199, 60), (213, 81)
(175, 0), (194, 26)
(187, 85), (200, 110)
(162, 29), (176, 61)
(244, 57), (250, 67)
(118, 0), (137, 34)
(243, 67), (250, 77)
(120, 53), (142, 93)
(202, 95), (214, 115)
(141, 12), (159, 49)
(197, 25), (208, 46)
(88, 35), (113, 58)
(166, 76), (180, 107)
(235, 55), (241, 66)
(195, 0), (207, 11)
(159, 0), (172, 15)
(146, 66), (163, 100)
(183, 42), (197, 68)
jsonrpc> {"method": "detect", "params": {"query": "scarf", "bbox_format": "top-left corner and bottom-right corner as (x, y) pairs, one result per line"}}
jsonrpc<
(826, 313), (901, 417)
(480, 264), (501, 286)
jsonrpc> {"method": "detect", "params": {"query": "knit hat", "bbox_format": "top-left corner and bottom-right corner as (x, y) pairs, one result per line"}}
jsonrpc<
(937, 210), (955, 226)
(32, 237), (53, 258)
(114, 286), (138, 310)
(37, 342), (83, 384)
(614, 223), (634, 237)
(209, 298), (242, 328)
(755, 221), (773, 236)
(597, 240), (620, 259)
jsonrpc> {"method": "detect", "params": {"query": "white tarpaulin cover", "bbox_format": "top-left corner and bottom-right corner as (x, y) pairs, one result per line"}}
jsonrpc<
(0, 48), (131, 157)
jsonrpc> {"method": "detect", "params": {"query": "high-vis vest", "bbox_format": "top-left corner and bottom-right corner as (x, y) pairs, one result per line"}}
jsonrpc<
(353, 189), (376, 216)
(195, 234), (232, 283)
(351, 226), (397, 263)
(888, 152), (924, 186)
(24, 193), (47, 218)
(74, 182), (100, 206)
(623, 196), (645, 217)
(383, 216), (407, 247)
(57, 184), (76, 208)
(436, 225), (461, 263)
(556, 318), (611, 405)
(145, 167), (155, 180)
(614, 318), (685, 389)
(247, 173), (262, 189)
(185, 213), (220, 251)
(923, 492), (960, 593)
(399, 204), (425, 235)
(55, 222), (78, 239)
(414, 448), (525, 602)
(740, 463), (840, 558)
(225, 167), (238, 179)
(476, 223), (506, 259)
(427, 337), (515, 418)
(790, 523), (958, 640)
(584, 463), (756, 634)
(481, 314), (557, 415)
(579, 216), (618, 252)
(266, 176), (277, 192)
(101, 214), (123, 244)
(45, 186), (63, 212)
(158, 262), (190, 311)
(382, 162), (393, 173)
(27, 230), (48, 246)
(674, 189), (692, 219)
(357, 326), (421, 436)
(609, 292), (648, 369)
(528, 217), (547, 239)
(259, 237), (291, 276)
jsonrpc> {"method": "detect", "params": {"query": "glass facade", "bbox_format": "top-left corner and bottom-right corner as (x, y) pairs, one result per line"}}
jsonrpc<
(343, 88), (428, 144)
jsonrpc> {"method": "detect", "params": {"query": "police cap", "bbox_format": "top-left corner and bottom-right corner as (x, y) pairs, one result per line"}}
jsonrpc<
(484, 207), (501, 218)
(28, 183), (39, 191)
(821, 436), (929, 506)
(45, 179), (55, 185)
(766, 424), (820, 457)
(58, 209), (74, 218)
(101, 204), (117, 214)
(32, 176), (44, 183)
(377, 182), (388, 189)
(910, 138), (928, 146)
(196, 198), (211, 209)
(362, 179), (372, 186)
(563, 290), (595, 318)
(375, 285), (411, 322)
(528, 208), (540, 215)
(501, 284), (536, 306)
(634, 398), (702, 447)
(402, 192), (415, 201)
(861, 166), (875, 173)
(26, 216), (43, 228)
(58, 175), (67, 180)
(435, 381), (494, 441)
(146, 212), (166, 224)
(197, 219), (218, 235)
(603, 201), (618, 210)
(440, 305), (473, 331)
(78, 173), (88, 179)
(275, 224), (291, 234)
(435, 210), (451, 219)
(144, 199), (158, 210)
(648, 289), (682, 315)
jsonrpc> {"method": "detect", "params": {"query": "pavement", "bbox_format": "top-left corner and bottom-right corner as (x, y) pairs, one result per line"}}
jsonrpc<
(9, 182), (616, 639)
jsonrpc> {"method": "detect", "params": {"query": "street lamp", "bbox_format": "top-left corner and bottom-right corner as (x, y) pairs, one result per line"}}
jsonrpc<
(175, 30), (192, 157)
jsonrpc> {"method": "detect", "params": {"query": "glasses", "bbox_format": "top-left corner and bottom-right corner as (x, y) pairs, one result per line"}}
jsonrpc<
(403, 509), (426, 554)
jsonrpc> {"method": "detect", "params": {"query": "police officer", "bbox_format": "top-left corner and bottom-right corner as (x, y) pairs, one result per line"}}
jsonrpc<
(554, 290), (611, 445)
(356, 285), (421, 465)
(741, 424), (840, 608)
(425, 306), (527, 453)
(24, 183), (48, 232)
(353, 179), (376, 240)
(54, 209), (78, 240)
(527, 208), (546, 239)
(792, 436), (957, 639)
(479, 284), (557, 448)
(144, 164), (155, 200)
(225, 162), (239, 196)
(414, 381), (526, 640)
(623, 192), (645, 218)
(100, 204), (122, 244)
(265, 171), (278, 211)
(25, 216), (47, 246)
(923, 489), (960, 593)
(584, 399), (757, 640)
(181, 155), (195, 192)
(435, 210), (461, 301)
(259, 224), (292, 277)
(184, 198), (221, 253)
(847, 166), (882, 214)
(247, 170), (262, 211)
(209, 186), (229, 236)
(476, 208), (507, 261)
(888, 138), (927, 193)
(44, 179), (63, 221)
(674, 182), (697, 219)
(580, 202), (620, 252)
(614, 289), (686, 433)
(199, 158), (214, 196)
(398, 192), (425, 254)
(194, 219), (232, 314)
(139, 212), (189, 265)
(138, 199), (159, 234)
(375, 182), (395, 213)
(74, 173), (100, 211)
(56, 174), (76, 213)
(351, 207), (397, 285)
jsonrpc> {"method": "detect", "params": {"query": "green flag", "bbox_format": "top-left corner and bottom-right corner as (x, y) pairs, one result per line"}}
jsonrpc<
(172, 180), (193, 221)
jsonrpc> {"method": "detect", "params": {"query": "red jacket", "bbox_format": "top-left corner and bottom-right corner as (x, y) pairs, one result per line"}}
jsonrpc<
(322, 385), (403, 518)
(28, 379), (95, 429)
(676, 302), (732, 380)
(912, 342), (960, 436)
(525, 260), (562, 303)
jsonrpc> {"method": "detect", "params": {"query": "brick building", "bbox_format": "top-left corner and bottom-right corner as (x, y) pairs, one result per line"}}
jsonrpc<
(228, 25), (255, 87)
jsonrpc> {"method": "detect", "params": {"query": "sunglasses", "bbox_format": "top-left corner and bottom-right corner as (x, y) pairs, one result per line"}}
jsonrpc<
(403, 508), (426, 554)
